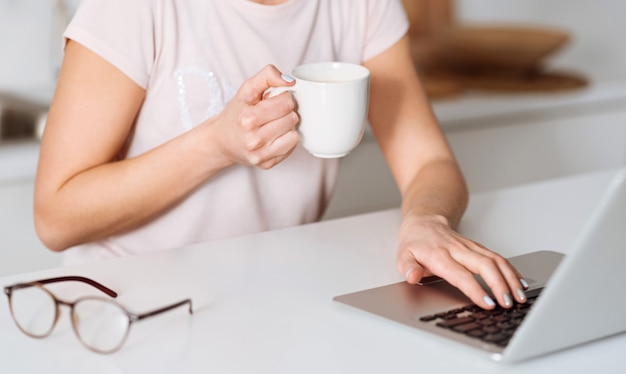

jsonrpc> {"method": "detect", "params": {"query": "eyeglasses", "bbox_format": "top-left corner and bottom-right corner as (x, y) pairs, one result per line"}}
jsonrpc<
(3, 276), (193, 354)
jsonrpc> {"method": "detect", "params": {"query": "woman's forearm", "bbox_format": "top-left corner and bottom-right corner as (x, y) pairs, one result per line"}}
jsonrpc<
(34, 122), (226, 251)
(399, 158), (468, 229)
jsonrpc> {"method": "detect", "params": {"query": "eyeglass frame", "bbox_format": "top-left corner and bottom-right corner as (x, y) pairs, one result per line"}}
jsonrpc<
(3, 275), (193, 354)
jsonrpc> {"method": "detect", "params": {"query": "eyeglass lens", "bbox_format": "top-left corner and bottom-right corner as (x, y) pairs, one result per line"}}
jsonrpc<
(9, 284), (131, 353)
(72, 298), (130, 353)
(10, 285), (57, 337)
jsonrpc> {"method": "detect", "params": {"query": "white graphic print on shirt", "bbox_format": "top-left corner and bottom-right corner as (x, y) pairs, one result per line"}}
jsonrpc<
(174, 67), (237, 130)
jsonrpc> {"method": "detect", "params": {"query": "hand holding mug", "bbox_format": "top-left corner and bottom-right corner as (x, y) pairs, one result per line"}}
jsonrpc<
(211, 65), (300, 169)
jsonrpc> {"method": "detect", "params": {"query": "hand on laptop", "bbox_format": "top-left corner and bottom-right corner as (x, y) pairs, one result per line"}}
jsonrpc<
(396, 214), (529, 309)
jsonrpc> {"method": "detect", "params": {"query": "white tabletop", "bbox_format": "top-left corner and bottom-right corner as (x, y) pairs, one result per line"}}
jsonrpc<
(1, 167), (624, 373)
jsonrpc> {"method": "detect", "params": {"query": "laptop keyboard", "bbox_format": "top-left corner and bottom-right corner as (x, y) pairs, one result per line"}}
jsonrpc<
(419, 290), (541, 348)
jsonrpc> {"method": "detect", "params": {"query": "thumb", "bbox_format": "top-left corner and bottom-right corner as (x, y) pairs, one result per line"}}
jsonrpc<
(240, 64), (295, 104)
(398, 257), (427, 285)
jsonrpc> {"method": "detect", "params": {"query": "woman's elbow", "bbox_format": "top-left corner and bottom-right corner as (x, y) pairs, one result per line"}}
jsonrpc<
(33, 208), (73, 252)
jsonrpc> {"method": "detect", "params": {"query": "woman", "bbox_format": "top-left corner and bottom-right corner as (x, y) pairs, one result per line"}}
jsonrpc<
(34, 0), (527, 309)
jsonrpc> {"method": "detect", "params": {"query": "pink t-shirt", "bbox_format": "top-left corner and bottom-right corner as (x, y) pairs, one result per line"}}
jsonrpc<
(61, 0), (408, 264)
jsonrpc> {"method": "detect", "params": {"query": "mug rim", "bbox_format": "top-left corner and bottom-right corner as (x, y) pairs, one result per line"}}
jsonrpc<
(292, 62), (370, 83)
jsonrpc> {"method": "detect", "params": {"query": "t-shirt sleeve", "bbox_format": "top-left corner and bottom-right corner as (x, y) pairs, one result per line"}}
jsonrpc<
(362, 0), (410, 62)
(63, 0), (156, 89)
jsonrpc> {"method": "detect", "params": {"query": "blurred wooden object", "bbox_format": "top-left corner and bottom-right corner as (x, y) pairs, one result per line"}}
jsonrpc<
(401, 0), (587, 99)
(456, 69), (588, 92)
(437, 24), (571, 74)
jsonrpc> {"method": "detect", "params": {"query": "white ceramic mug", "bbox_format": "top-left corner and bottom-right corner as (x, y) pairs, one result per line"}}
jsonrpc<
(271, 62), (370, 158)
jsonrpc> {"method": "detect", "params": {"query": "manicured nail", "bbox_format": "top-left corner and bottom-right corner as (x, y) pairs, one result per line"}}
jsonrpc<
(520, 278), (529, 289)
(483, 295), (496, 307)
(405, 268), (416, 280)
(281, 73), (295, 82)
(516, 287), (527, 302)
(503, 293), (513, 307)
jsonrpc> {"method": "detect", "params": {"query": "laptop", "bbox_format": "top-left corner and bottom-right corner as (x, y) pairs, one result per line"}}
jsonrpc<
(334, 168), (626, 363)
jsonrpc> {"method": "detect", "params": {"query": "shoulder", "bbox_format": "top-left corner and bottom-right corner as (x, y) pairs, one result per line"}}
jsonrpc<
(321, 0), (406, 17)
(328, 0), (407, 61)
(69, 0), (161, 38)
(320, 0), (407, 34)
(67, 0), (168, 88)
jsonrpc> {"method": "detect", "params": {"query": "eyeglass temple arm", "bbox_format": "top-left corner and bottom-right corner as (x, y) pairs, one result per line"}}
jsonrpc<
(134, 299), (194, 322)
(15, 276), (118, 298)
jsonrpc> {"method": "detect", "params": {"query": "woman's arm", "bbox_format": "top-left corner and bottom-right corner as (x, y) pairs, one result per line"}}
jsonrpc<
(363, 35), (527, 309)
(35, 40), (299, 251)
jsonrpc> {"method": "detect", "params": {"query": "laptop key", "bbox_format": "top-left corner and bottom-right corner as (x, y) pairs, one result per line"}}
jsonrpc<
(451, 322), (483, 333)
(483, 326), (501, 334)
(467, 329), (487, 338)
(436, 316), (475, 328)
(478, 319), (496, 326)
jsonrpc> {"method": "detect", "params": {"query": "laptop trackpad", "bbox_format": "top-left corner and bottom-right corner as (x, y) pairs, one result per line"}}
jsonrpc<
(334, 280), (471, 321)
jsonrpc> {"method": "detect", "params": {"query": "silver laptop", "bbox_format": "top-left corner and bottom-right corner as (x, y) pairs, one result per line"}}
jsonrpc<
(334, 168), (626, 363)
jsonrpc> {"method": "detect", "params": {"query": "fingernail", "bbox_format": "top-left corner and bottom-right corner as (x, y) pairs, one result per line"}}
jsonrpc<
(516, 287), (527, 301)
(520, 278), (529, 289)
(483, 295), (496, 307)
(281, 73), (295, 82)
(503, 293), (513, 307)
(405, 268), (416, 280)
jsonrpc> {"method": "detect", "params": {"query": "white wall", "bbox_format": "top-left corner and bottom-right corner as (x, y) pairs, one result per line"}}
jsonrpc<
(0, 1), (54, 90)
(0, 0), (80, 93)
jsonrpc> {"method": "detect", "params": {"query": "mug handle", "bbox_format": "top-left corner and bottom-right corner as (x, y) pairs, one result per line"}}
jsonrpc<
(266, 84), (298, 98)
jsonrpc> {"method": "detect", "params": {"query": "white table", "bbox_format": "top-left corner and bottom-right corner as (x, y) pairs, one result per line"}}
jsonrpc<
(1, 168), (624, 373)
